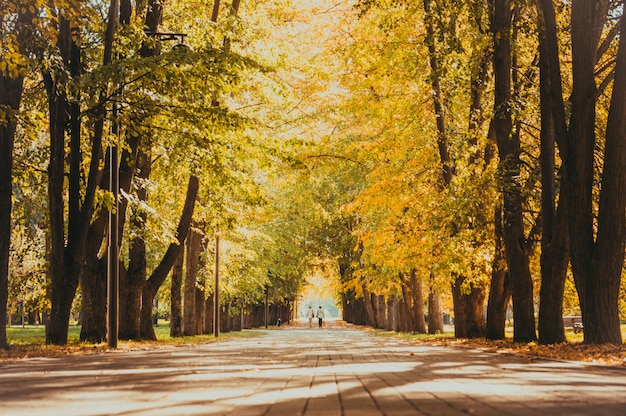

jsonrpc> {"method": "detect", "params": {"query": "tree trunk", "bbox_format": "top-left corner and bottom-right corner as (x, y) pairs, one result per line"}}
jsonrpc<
(492, 0), (536, 343)
(45, 79), (69, 344)
(170, 249), (184, 337)
(196, 235), (208, 333)
(117, 0), (164, 341)
(119, 148), (151, 340)
(361, 283), (376, 327)
(396, 299), (409, 332)
(353, 297), (366, 326)
(371, 293), (383, 328)
(400, 270), (426, 333)
(486, 268), (510, 340)
(45, 17), (82, 345)
(221, 303), (230, 333)
(140, 175), (198, 340)
(203, 293), (214, 334)
(452, 275), (486, 338)
(538, 207), (569, 344)
(80, 124), (139, 339)
(586, 33), (626, 343)
(428, 273), (444, 334)
(537, 0), (624, 344)
(377, 294), (386, 329)
(486, 204), (511, 340)
(0, 0), (36, 350)
(572, 0), (625, 344)
(385, 297), (393, 330)
(390, 296), (401, 332)
(195, 287), (205, 334)
(341, 294), (350, 323)
(79, 256), (108, 342)
(537, 40), (570, 343)
(410, 270), (427, 333)
(183, 227), (202, 336)
(0, 26), (27, 346)
(79, 143), (110, 342)
(427, 291), (444, 334)
(400, 274), (416, 332)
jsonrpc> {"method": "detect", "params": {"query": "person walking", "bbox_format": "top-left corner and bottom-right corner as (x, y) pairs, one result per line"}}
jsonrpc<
(307, 306), (315, 328)
(316, 305), (325, 328)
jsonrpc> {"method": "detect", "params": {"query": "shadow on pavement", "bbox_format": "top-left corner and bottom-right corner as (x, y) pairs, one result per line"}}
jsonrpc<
(1, 321), (625, 415)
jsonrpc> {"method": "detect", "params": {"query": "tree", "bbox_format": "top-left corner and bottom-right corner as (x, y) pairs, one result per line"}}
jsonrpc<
(536, 0), (570, 344)
(538, 0), (625, 344)
(117, 0), (165, 342)
(183, 226), (204, 336)
(80, 0), (132, 343)
(0, 2), (35, 348)
(491, 0), (537, 343)
(169, 246), (184, 337)
(76, 0), (263, 341)
(43, 2), (108, 345)
(140, 175), (198, 340)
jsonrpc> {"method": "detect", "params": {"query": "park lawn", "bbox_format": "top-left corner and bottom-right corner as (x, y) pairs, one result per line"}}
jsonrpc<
(3, 322), (626, 366)
(1, 322), (261, 361)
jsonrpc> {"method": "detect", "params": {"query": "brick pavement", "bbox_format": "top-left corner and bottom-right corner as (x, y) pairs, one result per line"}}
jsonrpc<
(1, 320), (625, 415)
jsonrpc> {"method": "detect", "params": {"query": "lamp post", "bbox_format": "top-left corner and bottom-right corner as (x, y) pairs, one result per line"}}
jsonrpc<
(213, 233), (220, 337)
(264, 285), (269, 329)
(106, 0), (120, 349)
(107, 102), (120, 349)
(106, 28), (190, 348)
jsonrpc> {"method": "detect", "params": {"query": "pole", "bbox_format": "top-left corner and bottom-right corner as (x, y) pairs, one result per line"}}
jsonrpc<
(213, 235), (220, 337)
(107, 111), (119, 348)
(105, 0), (120, 350)
(264, 286), (268, 329)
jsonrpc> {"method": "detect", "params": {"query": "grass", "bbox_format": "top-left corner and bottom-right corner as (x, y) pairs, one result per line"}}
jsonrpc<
(4, 322), (626, 366)
(1, 321), (262, 361)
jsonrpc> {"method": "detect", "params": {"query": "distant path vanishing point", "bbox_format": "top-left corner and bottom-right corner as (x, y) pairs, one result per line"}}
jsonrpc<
(1, 320), (625, 415)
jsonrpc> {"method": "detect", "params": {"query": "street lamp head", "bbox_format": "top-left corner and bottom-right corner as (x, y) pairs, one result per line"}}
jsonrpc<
(145, 32), (191, 52)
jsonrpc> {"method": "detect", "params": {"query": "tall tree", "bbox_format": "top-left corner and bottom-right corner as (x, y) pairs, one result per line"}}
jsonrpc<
(491, 0), (537, 342)
(80, 0), (256, 341)
(538, 0), (625, 344)
(80, 0), (134, 343)
(44, 3), (105, 345)
(169, 248), (184, 337)
(0, 2), (36, 348)
(536, 0), (569, 344)
(117, 0), (169, 342)
(183, 226), (203, 336)
(591, 3), (626, 344)
(567, 0), (625, 344)
(422, 0), (491, 338)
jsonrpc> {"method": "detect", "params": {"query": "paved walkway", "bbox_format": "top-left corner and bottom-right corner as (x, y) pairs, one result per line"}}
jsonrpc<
(1, 320), (625, 415)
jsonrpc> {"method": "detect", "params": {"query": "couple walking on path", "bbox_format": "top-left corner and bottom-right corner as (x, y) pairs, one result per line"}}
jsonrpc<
(307, 305), (324, 328)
